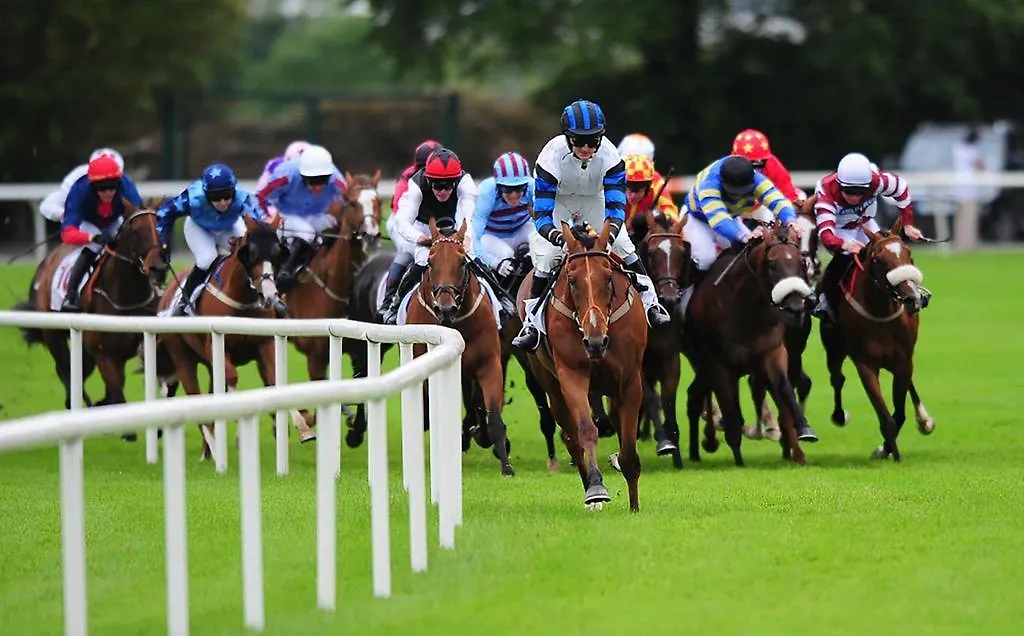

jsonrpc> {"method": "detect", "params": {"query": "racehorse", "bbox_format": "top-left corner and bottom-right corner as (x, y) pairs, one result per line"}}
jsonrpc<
(683, 223), (817, 467)
(406, 218), (514, 476)
(819, 217), (934, 461)
(17, 200), (168, 409)
(517, 221), (647, 511)
(155, 214), (312, 461)
(284, 172), (377, 427)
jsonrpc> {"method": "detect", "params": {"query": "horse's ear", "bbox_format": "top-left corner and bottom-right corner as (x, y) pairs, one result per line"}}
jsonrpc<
(644, 209), (658, 232)
(428, 217), (439, 240)
(243, 213), (258, 234)
(890, 215), (905, 238)
(344, 171), (355, 190)
(595, 220), (612, 251)
(863, 224), (879, 242)
(561, 221), (579, 251)
(671, 215), (686, 235)
(371, 169), (382, 187)
(269, 213), (283, 232)
(455, 219), (467, 243)
(122, 198), (137, 215)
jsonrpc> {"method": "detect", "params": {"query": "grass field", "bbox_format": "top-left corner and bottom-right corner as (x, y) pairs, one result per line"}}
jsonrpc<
(1, 250), (1023, 636)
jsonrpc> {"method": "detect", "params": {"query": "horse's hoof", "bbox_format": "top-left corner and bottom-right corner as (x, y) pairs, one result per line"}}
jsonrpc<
(832, 410), (850, 427)
(870, 445), (890, 460)
(121, 432), (138, 443)
(797, 426), (819, 443)
(299, 431), (317, 444)
(461, 433), (471, 453)
(742, 425), (763, 440)
(585, 501), (605, 512)
(546, 458), (561, 473)
(688, 452), (701, 463)
(583, 484), (610, 507)
(764, 427), (782, 442)
(608, 452), (622, 472)
(916, 404), (935, 435)
(655, 439), (678, 456)
(345, 429), (364, 448)
(501, 465), (516, 478)
(701, 438), (719, 454)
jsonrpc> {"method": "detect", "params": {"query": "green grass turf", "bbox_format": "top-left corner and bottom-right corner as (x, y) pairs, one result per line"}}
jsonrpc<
(1, 250), (1022, 635)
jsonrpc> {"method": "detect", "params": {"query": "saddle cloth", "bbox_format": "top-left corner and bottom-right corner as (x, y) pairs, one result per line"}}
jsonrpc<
(376, 272), (503, 327)
(49, 248), (91, 311)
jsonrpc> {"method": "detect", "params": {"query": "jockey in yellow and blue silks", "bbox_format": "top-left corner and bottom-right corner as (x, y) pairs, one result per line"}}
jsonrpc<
(682, 154), (802, 294)
(156, 163), (263, 316)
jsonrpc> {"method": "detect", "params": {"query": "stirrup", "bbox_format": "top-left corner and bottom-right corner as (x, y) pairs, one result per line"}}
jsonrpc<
(512, 325), (541, 351)
(61, 296), (82, 313)
(647, 303), (671, 326)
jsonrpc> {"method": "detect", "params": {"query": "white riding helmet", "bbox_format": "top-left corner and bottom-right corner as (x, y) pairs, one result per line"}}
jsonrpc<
(299, 145), (334, 178)
(89, 147), (125, 171)
(284, 140), (311, 162)
(617, 133), (655, 161)
(836, 152), (874, 188)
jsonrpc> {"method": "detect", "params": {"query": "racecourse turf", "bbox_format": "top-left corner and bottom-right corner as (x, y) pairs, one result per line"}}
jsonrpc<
(0, 250), (1022, 636)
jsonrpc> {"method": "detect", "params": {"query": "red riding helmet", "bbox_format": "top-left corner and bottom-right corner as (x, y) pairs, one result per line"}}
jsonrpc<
(87, 155), (123, 183)
(423, 148), (464, 180)
(732, 129), (772, 162)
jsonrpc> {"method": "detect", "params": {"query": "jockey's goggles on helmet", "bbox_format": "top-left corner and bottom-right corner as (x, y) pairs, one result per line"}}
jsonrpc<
(91, 179), (120, 192)
(303, 175), (330, 187)
(750, 159), (767, 170)
(840, 184), (871, 196)
(497, 183), (528, 195)
(626, 181), (652, 193)
(428, 178), (457, 191)
(206, 188), (235, 203)
(568, 133), (602, 149)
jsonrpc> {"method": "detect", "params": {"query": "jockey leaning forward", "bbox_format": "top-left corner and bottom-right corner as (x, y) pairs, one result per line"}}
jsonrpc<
(470, 151), (536, 278)
(40, 148), (125, 223)
(59, 155), (143, 312)
(811, 152), (926, 322)
(512, 98), (673, 351)
(391, 139), (443, 215)
(156, 163), (265, 316)
(731, 129), (805, 209)
(379, 147), (478, 325)
(256, 140), (311, 220)
(256, 144), (347, 293)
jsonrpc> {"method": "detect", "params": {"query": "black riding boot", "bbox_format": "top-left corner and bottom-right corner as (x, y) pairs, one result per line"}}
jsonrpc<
(813, 254), (850, 323)
(377, 259), (409, 322)
(174, 266), (209, 316)
(511, 274), (550, 351)
(276, 238), (313, 294)
(60, 248), (96, 313)
(383, 263), (426, 325)
(624, 258), (672, 326)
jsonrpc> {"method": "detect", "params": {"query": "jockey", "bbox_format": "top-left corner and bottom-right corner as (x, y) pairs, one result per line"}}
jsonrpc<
(623, 153), (679, 236)
(391, 140), (443, 214)
(256, 140), (311, 219)
(683, 154), (802, 292)
(59, 155), (143, 312)
(617, 133), (656, 163)
(379, 147), (478, 325)
(811, 152), (925, 322)
(40, 148), (125, 222)
(512, 99), (672, 351)
(156, 163), (262, 316)
(256, 144), (346, 293)
(470, 151), (535, 278)
(731, 129), (805, 208)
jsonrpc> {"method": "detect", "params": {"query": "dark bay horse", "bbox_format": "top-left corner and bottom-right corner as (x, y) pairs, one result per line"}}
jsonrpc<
(684, 224), (817, 467)
(155, 215), (313, 460)
(517, 221), (647, 511)
(17, 200), (168, 409)
(819, 217), (934, 461)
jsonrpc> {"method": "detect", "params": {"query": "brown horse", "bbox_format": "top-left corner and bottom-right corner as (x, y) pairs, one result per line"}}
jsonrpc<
(819, 217), (934, 461)
(17, 201), (168, 409)
(684, 224), (817, 466)
(284, 172), (377, 427)
(517, 221), (647, 511)
(408, 218), (514, 476)
(155, 215), (314, 460)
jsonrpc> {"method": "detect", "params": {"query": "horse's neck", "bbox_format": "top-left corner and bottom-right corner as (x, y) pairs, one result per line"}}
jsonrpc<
(216, 256), (257, 301)
(852, 258), (897, 313)
(96, 250), (148, 304)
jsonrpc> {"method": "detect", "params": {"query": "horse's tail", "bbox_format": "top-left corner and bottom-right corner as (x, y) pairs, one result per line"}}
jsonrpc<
(13, 283), (43, 345)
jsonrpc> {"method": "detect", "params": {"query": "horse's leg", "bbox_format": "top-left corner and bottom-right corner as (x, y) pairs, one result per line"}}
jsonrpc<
(261, 341), (316, 443)
(659, 353), (683, 469)
(685, 374), (710, 462)
(562, 370), (609, 508)
(637, 360), (654, 441)
(478, 356), (514, 477)
(889, 361), (913, 462)
(546, 386), (586, 486)
(762, 346), (806, 465)
(851, 359), (900, 461)
(93, 352), (127, 407)
(344, 340), (370, 447)
(589, 392), (615, 438)
(703, 396), (724, 431)
(821, 322), (850, 426)
(44, 332), (93, 410)
(908, 380), (935, 435)
(710, 365), (745, 467)
(518, 353), (559, 471)
(463, 377), (484, 451)
(174, 355), (207, 461)
(615, 370), (644, 512)
(744, 374), (767, 440)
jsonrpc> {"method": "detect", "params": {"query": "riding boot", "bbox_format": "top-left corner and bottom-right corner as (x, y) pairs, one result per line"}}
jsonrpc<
(624, 258), (672, 326)
(383, 263), (426, 325)
(377, 259), (409, 322)
(277, 238), (313, 294)
(173, 266), (209, 317)
(60, 248), (96, 313)
(511, 274), (550, 351)
(813, 254), (849, 323)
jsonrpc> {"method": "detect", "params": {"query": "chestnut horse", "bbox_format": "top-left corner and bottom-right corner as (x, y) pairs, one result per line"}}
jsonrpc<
(819, 217), (934, 461)
(517, 221), (647, 511)
(684, 224), (817, 467)
(155, 215), (313, 460)
(407, 218), (514, 477)
(17, 200), (168, 409)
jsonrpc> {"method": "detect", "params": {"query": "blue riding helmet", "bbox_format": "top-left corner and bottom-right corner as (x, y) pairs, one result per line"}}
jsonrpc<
(201, 163), (237, 198)
(560, 99), (606, 136)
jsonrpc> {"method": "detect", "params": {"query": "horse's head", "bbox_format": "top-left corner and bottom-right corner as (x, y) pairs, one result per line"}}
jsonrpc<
(236, 214), (287, 312)
(750, 223), (815, 318)
(426, 217), (470, 326)
(862, 217), (925, 315)
(344, 170), (382, 250)
(641, 210), (690, 314)
(562, 220), (616, 360)
(116, 199), (168, 288)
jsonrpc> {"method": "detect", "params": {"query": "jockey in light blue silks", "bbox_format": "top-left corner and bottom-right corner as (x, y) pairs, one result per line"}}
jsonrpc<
(256, 144), (347, 293)
(156, 163), (264, 316)
(471, 151), (537, 279)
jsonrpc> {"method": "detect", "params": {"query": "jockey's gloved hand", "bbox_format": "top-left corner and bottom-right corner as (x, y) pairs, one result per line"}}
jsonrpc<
(541, 225), (565, 247)
(497, 260), (514, 277)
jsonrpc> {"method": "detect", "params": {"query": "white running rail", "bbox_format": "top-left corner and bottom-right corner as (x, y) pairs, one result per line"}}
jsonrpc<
(0, 312), (465, 636)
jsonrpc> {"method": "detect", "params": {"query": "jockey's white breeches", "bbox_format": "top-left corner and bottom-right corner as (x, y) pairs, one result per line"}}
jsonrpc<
(826, 217), (880, 246)
(682, 215), (733, 272)
(529, 196), (637, 275)
(529, 223), (637, 275)
(391, 219), (431, 266)
(278, 212), (337, 243)
(475, 224), (535, 269)
(78, 218), (123, 255)
(184, 217), (246, 270)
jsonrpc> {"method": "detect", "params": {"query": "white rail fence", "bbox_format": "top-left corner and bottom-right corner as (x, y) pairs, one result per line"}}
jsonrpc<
(0, 312), (465, 636)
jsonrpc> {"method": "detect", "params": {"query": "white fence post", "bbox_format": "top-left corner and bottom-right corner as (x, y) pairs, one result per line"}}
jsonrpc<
(212, 332), (228, 473)
(274, 335), (289, 476)
(399, 343), (428, 573)
(427, 343), (440, 507)
(144, 331), (160, 464)
(238, 413), (265, 631)
(163, 420), (189, 636)
(438, 360), (457, 550)
(447, 360), (463, 528)
(62, 327), (87, 636)
(329, 335), (343, 479)
(366, 342), (391, 597)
